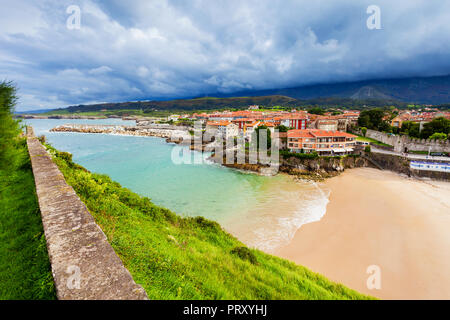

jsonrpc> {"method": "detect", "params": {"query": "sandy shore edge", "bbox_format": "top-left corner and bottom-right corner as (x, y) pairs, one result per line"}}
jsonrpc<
(274, 168), (450, 299)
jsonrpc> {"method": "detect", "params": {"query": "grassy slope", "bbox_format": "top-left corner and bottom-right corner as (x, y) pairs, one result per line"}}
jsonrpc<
(47, 147), (372, 300)
(0, 137), (56, 300)
(356, 135), (393, 148)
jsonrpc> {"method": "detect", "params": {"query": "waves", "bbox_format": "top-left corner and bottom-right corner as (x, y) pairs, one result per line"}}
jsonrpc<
(235, 179), (331, 253)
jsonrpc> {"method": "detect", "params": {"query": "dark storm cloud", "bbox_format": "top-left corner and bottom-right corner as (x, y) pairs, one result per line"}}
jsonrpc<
(1, 0), (449, 110)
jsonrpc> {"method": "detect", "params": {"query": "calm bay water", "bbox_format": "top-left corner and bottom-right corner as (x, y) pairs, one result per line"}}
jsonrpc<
(24, 119), (329, 252)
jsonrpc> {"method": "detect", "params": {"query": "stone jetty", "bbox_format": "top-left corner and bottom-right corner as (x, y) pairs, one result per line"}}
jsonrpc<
(50, 124), (191, 141)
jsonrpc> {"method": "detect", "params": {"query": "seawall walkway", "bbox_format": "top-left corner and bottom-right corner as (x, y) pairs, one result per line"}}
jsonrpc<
(26, 127), (148, 300)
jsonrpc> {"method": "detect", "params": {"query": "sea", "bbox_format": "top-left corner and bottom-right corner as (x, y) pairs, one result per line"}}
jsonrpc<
(24, 118), (330, 252)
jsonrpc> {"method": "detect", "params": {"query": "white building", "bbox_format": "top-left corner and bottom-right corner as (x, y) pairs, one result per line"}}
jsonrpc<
(168, 114), (181, 122)
(206, 121), (239, 139)
(243, 121), (275, 141)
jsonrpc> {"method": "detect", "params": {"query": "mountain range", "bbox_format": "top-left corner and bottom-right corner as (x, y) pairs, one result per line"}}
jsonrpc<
(222, 74), (450, 104)
(27, 74), (450, 113)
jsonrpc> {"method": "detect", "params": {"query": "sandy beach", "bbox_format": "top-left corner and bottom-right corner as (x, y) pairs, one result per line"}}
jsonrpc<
(275, 168), (450, 299)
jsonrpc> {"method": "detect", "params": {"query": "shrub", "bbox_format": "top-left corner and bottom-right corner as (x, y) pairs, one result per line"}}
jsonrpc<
(429, 132), (448, 140)
(192, 216), (221, 231)
(280, 150), (319, 160)
(57, 151), (73, 163)
(230, 246), (258, 265)
(38, 135), (46, 144)
(364, 145), (371, 153)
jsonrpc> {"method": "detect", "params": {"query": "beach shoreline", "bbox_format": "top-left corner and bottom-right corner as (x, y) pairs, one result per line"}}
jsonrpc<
(273, 167), (450, 299)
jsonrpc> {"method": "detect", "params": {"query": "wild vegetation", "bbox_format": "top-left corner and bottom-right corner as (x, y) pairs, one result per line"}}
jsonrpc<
(355, 105), (450, 141)
(356, 136), (393, 148)
(46, 145), (371, 300)
(357, 109), (391, 132)
(0, 81), (55, 300)
(280, 150), (319, 160)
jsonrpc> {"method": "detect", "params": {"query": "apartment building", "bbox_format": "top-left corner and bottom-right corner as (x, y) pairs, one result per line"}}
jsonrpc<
(287, 129), (357, 155)
(205, 121), (239, 139)
(279, 115), (308, 129)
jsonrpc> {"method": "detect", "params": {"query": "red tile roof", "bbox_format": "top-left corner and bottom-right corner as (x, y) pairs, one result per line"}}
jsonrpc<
(207, 121), (233, 126)
(287, 129), (356, 138)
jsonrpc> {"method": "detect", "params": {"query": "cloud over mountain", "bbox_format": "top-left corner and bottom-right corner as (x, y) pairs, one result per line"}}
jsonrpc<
(1, 0), (450, 110)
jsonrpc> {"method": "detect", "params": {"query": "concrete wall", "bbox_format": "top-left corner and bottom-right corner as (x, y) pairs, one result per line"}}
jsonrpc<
(365, 129), (450, 153)
(367, 151), (450, 180)
(26, 127), (148, 300)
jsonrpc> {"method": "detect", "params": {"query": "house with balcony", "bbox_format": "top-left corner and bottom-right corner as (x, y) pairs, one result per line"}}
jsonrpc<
(287, 129), (357, 155)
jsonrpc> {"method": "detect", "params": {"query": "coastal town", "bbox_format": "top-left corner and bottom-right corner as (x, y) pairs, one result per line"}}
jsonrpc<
(48, 106), (363, 155)
(46, 104), (450, 159)
(47, 103), (450, 183)
(4, 0), (450, 304)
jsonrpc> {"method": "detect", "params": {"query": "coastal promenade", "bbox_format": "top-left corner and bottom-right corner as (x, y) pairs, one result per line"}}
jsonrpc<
(371, 146), (450, 162)
(26, 127), (148, 300)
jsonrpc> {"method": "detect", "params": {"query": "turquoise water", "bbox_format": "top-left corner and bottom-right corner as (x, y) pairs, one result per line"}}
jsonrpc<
(24, 119), (329, 252)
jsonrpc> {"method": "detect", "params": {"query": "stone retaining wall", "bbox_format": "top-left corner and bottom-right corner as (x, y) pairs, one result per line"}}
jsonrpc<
(26, 127), (148, 300)
(365, 129), (450, 153)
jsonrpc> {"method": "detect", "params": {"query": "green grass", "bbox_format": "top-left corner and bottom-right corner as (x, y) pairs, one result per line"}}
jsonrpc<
(356, 136), (393, 148)
(47, 146), (372, 300)
(408, 150), (429, 155)
(0, 81), (55, 300)
(42, 109), (146, 117)
(0, 137), (56, 300)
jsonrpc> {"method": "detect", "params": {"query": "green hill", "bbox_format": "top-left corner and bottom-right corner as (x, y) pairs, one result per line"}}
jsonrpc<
(45, 95), (409, 115)
(62, 95), (298, 113)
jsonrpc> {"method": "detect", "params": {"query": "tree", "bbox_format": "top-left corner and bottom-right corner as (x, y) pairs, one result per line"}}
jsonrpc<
(400, 121), (420, 138)
(308, 107), (325, 115)
(0, 81), (20, 164)
(358, 114), (371, 129)
(275, 125), (289, 132)
(420, 117), (450, 139)
(357, 109), (391, 132)
(429, 132), (448, 140)
(361, 127), (367, 137)
(379, 121), (392, 133)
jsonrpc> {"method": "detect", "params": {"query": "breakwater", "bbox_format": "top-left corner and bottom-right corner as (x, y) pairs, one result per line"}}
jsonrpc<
(26, 126), (148, 300)
(50, 124), (191, 141)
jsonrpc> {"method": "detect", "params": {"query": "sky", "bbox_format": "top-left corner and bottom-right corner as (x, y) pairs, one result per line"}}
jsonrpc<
(1, 0), (450, 111)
